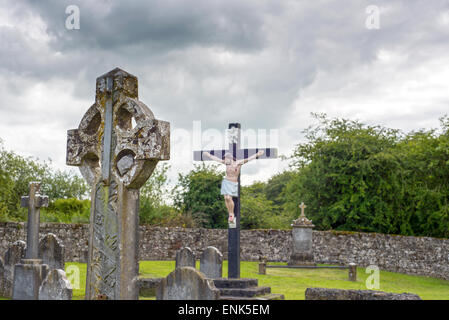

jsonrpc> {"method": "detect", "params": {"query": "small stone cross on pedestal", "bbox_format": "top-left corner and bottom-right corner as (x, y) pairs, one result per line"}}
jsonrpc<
(289, 201), (315, 266)
(12, 182), (49, 300)
(21, 182), (49, 259)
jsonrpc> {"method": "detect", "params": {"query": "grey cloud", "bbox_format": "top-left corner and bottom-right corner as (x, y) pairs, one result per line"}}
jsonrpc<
(1, 0), (449, 178)
(22, 0), (271, 52)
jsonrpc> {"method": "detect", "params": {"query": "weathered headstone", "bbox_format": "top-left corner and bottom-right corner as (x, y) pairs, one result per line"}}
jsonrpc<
(200, 246), (223, 279)
(2, 240), (26, 298)
(66, 68), (170, 300)
(0, 257), (4, 297)
(193, 123), (278, 278)
(39, 233), (65, 271)
(38, 269), (73, 300)
(288, 202), (316, 266)
(175, 247), (196, 269)
(12, 259), (49, 300)
(305, 287), (421, 300)
(139, 278), (163, 297)
(156, 267), (220, 300)
(12, 182), (49, 300)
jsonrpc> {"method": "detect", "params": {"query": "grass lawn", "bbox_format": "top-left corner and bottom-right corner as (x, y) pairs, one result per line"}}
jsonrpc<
(64, 260), (449, 300)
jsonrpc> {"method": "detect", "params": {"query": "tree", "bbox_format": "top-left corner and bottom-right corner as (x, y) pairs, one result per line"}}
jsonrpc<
(173, 164), (227, 228)
(139, 163), (175, 225)
(0, 139), (89, 222)
(264, 170), (296, 207)
(284, 113), (404, 234)
(284, 113), (449, 238)
(240, 185), (288, 229)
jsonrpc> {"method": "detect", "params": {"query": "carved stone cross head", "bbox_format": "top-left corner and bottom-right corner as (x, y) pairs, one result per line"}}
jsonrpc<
(20, 182), (49, 209)
(66, 68), (170, 189)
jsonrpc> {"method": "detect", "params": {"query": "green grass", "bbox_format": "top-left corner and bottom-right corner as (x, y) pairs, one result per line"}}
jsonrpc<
(2, 261), (449, 300)
(139, 260), (449, 300)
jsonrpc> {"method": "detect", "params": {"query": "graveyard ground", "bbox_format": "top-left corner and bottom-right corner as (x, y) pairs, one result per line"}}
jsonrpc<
(64, 261), (449, 300)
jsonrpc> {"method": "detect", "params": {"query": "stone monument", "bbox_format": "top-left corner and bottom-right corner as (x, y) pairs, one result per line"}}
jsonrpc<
(66, 67), (170, 300)
(175, 247), (196, 269)
(288, 202), (316, 266)
(12, 182), (49, 300)
(38, 269), (73, 300)
(156, 267), (220, 300)
(0, 257), (4, 297)
(39, 233), (65, 271)
(199, 246), (223, 279)
(2, 240), (26, 298)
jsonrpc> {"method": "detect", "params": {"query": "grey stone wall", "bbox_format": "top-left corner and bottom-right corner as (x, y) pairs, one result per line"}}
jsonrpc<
(1, 222), (448, 280)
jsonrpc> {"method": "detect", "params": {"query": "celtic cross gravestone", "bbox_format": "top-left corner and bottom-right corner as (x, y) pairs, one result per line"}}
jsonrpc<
(66, 68), (170, 299)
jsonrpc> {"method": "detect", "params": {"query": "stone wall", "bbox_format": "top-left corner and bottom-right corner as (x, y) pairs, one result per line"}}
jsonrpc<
(1, 222), (448, 280)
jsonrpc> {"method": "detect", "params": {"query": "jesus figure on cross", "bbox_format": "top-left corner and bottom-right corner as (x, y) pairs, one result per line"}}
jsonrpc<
(202, 149), (264, 226)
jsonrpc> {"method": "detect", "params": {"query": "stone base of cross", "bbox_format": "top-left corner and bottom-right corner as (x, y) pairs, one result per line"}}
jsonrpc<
(12, 182), (49, 300)
(193, 123), (278, 278)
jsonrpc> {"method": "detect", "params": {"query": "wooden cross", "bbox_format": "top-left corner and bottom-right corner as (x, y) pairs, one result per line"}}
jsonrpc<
(66, 68), (170, 300)
(21, 182), (48, 260)
(193, 123), (278, 278)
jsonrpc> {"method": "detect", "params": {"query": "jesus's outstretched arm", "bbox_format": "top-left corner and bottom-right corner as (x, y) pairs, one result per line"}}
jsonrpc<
(202, 151), (225, 164)
(238, 150), (264, 165)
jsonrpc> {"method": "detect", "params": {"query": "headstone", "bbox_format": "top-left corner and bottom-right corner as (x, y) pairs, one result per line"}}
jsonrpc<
(12, 259), (49, 300)
(305, 287), (421, 300)
(156, 267), (220, 300)
(2, 240), (26, 298)
(138, 278), (163, 297)
(39, 233), (65, 270)
(288, 202), (316, 266)
(175, 247), (196, 269)
(200, 246), (223, 278)
(348, 263), (357, 281)
(38, 269), (73, 300)
(0, 257), (4, 297)
(12, 182), (49, 300)
(193, 123), (278, 278)
(66, 68), (170, 300)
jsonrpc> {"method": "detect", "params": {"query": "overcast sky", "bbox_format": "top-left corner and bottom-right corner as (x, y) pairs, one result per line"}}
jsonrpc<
(1, 0), (449, 187)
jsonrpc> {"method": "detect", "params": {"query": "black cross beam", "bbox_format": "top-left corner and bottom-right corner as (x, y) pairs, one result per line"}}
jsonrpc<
(193, 123), (278, 279)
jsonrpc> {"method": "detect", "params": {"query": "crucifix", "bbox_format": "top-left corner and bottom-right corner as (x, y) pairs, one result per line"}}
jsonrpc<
(66, 68), (170, 299)
(193, 123), (278, 278)
(21, 182), (49, 259)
